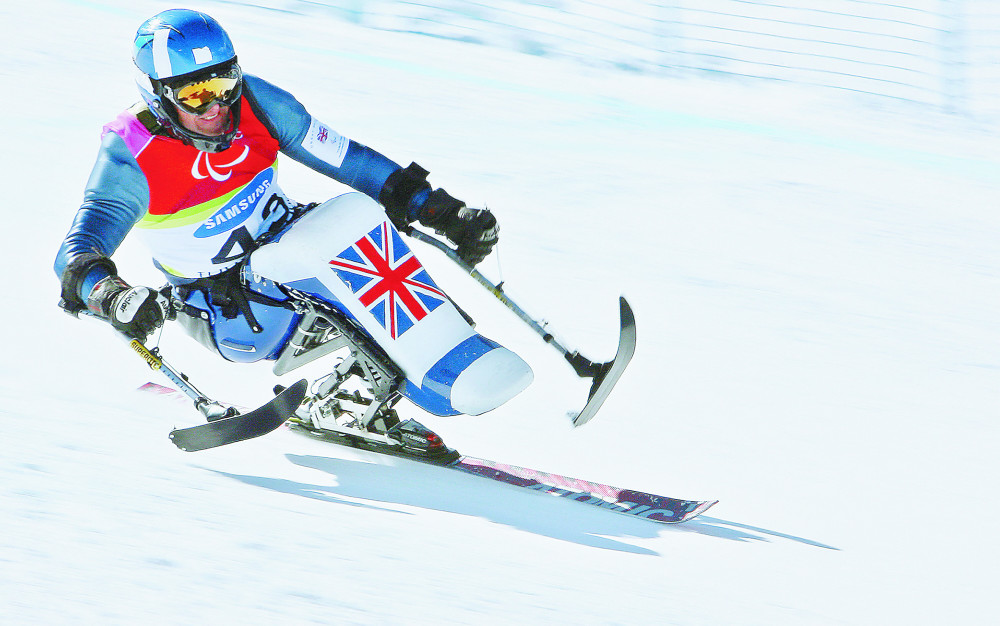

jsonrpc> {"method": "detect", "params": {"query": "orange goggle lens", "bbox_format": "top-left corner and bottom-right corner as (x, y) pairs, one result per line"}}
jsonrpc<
(170, 76), (240, 113)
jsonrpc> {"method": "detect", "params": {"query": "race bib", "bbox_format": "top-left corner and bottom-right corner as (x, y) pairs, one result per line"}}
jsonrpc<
(135, 167), (292, 279)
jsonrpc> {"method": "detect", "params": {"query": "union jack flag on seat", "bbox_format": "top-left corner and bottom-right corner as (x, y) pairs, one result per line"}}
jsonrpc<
(329, 221), (447, 339)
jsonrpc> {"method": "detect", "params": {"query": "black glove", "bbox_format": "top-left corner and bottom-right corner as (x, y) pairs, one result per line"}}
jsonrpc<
(423, 194), (499, 267)
(87, 276), (170, 341)
(448, 207), (499, 267)
(379, 162), (500, 266)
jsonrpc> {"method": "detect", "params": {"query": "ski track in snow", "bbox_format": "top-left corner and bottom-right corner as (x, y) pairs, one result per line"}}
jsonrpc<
(1, 1), (998, 624)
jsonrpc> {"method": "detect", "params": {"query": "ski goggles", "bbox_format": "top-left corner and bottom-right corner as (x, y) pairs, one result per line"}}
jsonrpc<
(163, 64), (242, 115)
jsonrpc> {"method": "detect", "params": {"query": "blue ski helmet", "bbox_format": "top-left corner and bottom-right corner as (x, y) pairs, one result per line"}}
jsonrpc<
(133, 10), (243, 152)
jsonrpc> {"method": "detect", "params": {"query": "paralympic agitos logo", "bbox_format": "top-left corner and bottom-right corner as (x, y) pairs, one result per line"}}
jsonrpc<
(191, 145), (249, 182)
(194, 168), (274, 238)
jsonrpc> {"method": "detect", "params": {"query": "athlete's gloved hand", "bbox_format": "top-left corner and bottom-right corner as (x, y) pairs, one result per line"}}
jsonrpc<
(451, 207), (499, 267)
(426, 199), (499, 267)
(417, 188), (499, 266)
(378, 162), (500, 266)
(87, 276), (170, 341)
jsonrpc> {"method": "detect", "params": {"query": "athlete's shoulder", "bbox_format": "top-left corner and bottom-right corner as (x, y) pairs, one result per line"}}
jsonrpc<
(242, 74), (310, 148)
(243, 75), (304, 110)
(102, 103), (166, 157)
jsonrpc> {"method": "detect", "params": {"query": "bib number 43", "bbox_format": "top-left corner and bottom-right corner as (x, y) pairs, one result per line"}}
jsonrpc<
(211, 225), (255, 265)
(209, 195), (290, 265)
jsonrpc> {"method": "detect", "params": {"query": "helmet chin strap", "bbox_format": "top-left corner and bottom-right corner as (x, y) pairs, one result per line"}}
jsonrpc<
(186, 131), (235, 153)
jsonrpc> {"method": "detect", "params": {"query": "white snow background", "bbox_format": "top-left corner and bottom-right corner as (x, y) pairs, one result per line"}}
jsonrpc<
(1, 1), (998, 624)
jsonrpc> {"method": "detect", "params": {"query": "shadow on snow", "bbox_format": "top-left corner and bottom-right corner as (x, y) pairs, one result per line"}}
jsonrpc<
(206, 451), (837, 554)
(680, 517), (840, 550)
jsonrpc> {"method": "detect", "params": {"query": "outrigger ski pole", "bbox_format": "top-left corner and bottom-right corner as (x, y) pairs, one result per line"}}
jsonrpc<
(119, 331), (307, 451)
(407, 228), (636, 427)
(124, 334), (235, 421)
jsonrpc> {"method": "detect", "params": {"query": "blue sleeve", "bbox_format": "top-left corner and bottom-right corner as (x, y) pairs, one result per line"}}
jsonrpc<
(242, 74), (402, 202)
(54, 131), (149, 296)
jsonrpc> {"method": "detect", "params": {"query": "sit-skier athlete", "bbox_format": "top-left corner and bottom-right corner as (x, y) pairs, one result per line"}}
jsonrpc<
(54, 9), (533, 428)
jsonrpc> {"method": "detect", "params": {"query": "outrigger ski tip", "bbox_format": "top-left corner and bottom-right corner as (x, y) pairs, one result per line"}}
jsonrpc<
(168, 379), (308, 452)
(569, 296), (636, 427)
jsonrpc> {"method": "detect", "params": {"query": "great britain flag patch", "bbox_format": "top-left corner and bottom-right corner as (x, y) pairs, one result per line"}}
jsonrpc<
(329, 221), (447, 339)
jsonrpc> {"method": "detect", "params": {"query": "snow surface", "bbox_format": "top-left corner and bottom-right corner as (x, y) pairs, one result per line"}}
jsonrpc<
(2, 1), (999, 624)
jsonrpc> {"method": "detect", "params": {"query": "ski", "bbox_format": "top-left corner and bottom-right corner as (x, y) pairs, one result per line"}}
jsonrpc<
(450, 456), (715, 523)
(141, 382), (715, 522)
(166, 379), (308, 452)
(287, 419), (715, 524)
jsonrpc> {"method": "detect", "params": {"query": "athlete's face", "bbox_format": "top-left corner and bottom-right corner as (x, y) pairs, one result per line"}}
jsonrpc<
(176, 102), (231, 137)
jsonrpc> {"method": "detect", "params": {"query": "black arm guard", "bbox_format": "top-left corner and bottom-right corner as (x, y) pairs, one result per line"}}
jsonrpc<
(378, 162), (431, 229)
(59, 252), (117, 316)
